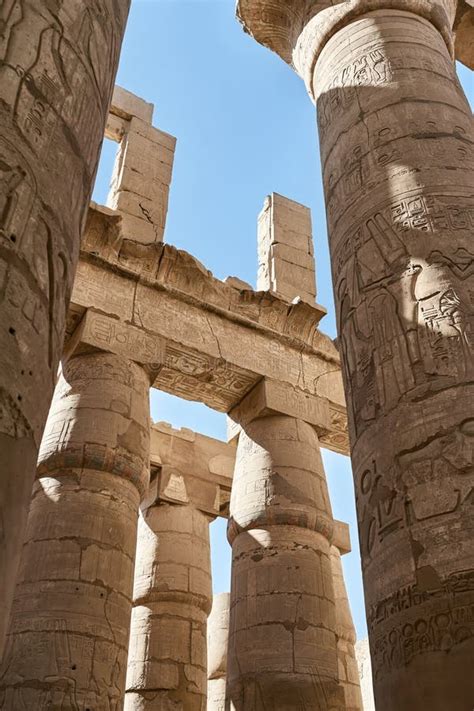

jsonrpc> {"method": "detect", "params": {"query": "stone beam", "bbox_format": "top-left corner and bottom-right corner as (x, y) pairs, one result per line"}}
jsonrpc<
(66, 204), (350, 454)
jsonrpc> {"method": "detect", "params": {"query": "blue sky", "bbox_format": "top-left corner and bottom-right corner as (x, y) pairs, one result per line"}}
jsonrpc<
(93, 0), (474, 641)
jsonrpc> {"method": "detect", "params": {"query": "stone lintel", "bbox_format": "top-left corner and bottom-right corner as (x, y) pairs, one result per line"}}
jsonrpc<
(105, 86), (154, 142)
(68, 207), (349, 454)
(110, 85), (154, 124)
(454, 0), (474, 69)
(229, 377), (331, 434)
(146, 421), (236, 517)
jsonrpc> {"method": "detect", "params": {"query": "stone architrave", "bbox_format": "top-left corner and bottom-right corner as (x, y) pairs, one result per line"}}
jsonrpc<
(330, 545), (363, 711)
(236, 2), (474, 707)
(125, 497), (212, 710)
(207, 593), (230, 711)
(0, 351), (151, 708)
(0, 0), (130, 654)
(226, 383), (345, 709)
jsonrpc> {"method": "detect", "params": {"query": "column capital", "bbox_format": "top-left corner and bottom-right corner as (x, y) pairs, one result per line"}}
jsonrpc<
(237, 1), (457, 96)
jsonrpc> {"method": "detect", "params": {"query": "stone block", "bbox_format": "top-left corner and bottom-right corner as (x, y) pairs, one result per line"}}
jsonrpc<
(119, 211), (162, 244)
(111, 85), (154, 124)
(229, 378), (331, 433)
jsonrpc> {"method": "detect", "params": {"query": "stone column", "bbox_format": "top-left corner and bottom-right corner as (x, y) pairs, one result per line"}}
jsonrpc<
(226, 390), (344, 709)
(355, 639), (376, 711)
(207, 593), (230, 711)
(236, 2), (474, 708)
(330, 545), (363, 711)
(125, 498), (212, 710)
(0, 351), (150, 709)
(0, 0), (131, 654)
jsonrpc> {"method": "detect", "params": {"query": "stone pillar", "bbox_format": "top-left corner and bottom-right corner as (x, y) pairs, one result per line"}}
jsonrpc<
(236, 2), (474, 707)
(0, 351), (150, 709)
(207, 593), (230, 711)
(330, 545), (363, 711)
(0, 0), (130, 654)
(257, 193), (317, 304)
(125, 499), (212, 710)
(226, 392), (344, 709)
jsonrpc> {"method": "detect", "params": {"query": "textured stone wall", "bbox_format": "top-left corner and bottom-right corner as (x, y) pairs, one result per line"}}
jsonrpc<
(0, 0), (131, 655)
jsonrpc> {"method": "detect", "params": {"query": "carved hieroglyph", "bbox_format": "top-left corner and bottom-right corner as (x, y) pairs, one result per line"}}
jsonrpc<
(226, 394), (345, 709)
(0, 353), (151, 708)
(0, 0), (130, 654)
(236, 2), (474, 708)
(207, 593), (230, 711)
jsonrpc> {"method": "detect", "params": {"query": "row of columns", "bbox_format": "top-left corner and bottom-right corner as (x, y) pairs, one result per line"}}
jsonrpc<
(0, 351), (361, 710)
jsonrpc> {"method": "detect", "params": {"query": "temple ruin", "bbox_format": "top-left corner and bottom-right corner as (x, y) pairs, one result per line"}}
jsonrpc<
(0, 2), (472, 709)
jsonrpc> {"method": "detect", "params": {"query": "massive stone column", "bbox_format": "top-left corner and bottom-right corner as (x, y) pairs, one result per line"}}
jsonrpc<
(226, 385), (344, 710)
(330, 543), (363, 711)
(0, 0), (131, 654)
(236, 2), (474, 708)
(125, 422), (235, 710)
(207, 593), (230, 711)
(0, 351), (150, 709)
(125, 501), (212, 711)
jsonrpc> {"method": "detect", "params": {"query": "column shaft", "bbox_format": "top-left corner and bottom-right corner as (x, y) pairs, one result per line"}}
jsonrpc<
(330, 546), (363, 711)
(312, 9), (474, 708)
(226, 414), (344, 710)
(0, 0), (130, 654)
(0, 352), (150, 709)
(125, 503), (212, 711)
(207, 593), (230, 711)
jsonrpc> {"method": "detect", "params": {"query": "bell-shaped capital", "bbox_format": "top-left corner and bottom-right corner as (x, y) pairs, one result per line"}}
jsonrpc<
(236, 0), (458, 93)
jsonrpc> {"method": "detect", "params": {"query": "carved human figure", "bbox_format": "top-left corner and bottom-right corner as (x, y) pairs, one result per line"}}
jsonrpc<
(0, 352), (151, 708)
(235, 1), (474, 708)
(0, 0), (131, 655)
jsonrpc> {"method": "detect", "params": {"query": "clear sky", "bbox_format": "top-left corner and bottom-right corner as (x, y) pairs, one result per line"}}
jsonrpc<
(93, 0), (474, 641)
